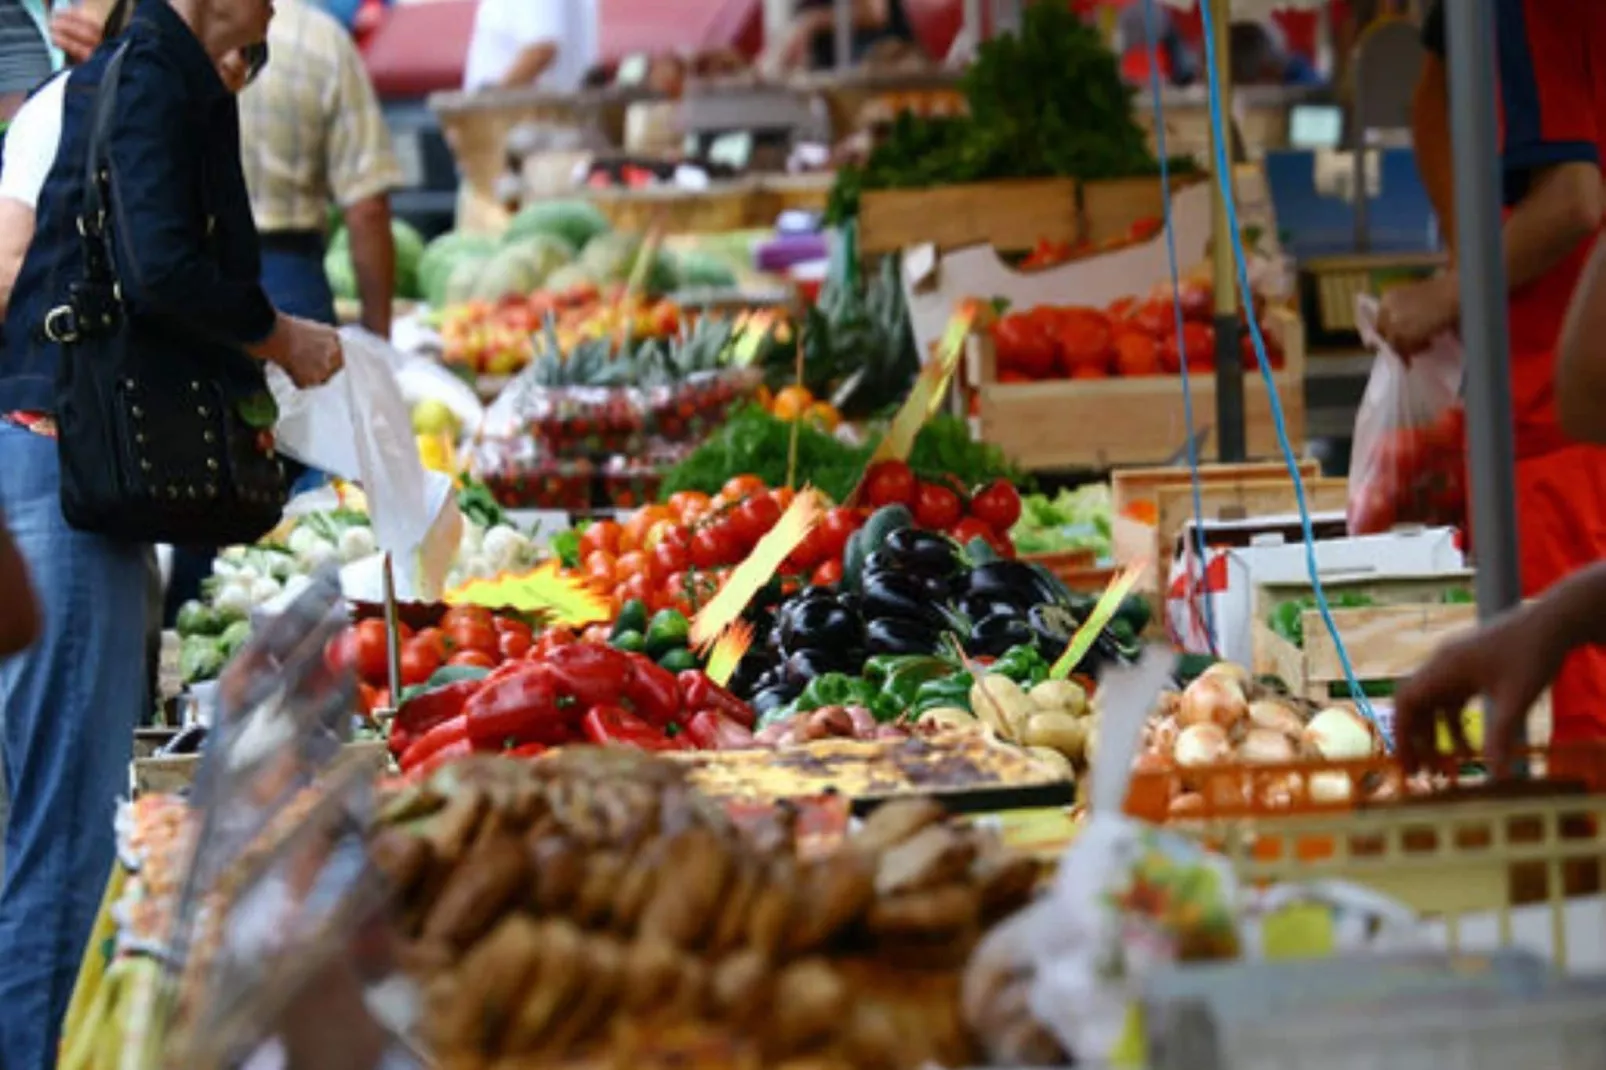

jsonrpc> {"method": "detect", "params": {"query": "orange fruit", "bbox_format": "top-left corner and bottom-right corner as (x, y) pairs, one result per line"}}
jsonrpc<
(805, 401), (840, 431)
(771, 385), (814, 420)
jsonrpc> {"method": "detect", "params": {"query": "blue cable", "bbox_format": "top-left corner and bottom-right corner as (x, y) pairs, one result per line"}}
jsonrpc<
(1193, 0), (1377, 725)
(1138, 0), (1216, 656)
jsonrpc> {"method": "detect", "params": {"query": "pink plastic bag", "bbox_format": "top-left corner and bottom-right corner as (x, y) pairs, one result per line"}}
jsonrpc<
(1348, 296), (1468, 536)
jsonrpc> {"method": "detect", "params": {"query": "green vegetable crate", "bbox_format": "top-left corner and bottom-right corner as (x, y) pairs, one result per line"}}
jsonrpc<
(1251, 571), (1477, 702)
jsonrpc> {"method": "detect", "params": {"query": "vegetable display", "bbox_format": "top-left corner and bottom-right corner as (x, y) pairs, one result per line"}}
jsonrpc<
(437, 286), (683, 379)
(1009, 484), (1113, 559)
(987, 284), (1286, 383)
(827, 2), (1183, 222)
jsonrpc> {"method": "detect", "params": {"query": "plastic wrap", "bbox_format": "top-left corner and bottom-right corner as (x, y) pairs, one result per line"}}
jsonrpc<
(1349, 296), (1467, 536)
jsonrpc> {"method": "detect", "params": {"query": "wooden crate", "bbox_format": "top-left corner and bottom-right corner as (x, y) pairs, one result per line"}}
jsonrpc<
(859, 178), (1080, 257)
(1250, 572), (1476, 701)
(1081, 175), (1169, 244)
(966, 309), (1307, 471)
(130, 740), (390, 798)
(585, 183), (758, 234)
(1111, 460), (1320, 526)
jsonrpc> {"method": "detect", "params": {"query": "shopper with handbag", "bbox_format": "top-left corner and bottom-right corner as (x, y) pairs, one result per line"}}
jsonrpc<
(0, 0), (339, 1061)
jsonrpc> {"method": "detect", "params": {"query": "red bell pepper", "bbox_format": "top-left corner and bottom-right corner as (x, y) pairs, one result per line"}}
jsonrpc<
(505, 742), (548, 759)
(398, 714), (470, 772)
(622, 654), (682, 728)
(545, 642), (633, 710)
(683, 709), (755, 751)
(393, 678), (486, 756)
(407, 737), (474, 781)
(580, 705), (686, 751)
(676, 671), (754, 728)
(462, 664), (570, 748)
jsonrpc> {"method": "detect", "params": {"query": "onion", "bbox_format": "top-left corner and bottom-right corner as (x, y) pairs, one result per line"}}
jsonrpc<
(1301, 706), (1381, 761)
(1239, 728), (1298, 764)
(1260, 773), (1302, 808)
(1168, 792), (1206, 817)
(1173, 723), (1232, 767)
(1132, 751), (1173, 775)
(1247, 698), (1306, 740)
(1201, 660), (1252, 692)
(1177, 674), (1248, 733)
(1309, 771), (1354, 804)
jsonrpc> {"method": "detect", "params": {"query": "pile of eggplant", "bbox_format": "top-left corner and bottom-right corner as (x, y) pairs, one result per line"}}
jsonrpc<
(726, 507), (1149, 717)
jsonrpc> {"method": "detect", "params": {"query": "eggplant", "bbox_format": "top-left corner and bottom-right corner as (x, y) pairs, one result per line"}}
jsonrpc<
(1029, 603), (1080, 660)
(915, 573), (953, 602)
(861, 571), (945, 625)
(865, 616), (943, 656)
(780, 598), (863, 653)
(836, 592), (863, 618)
(957, 591), (1033, 625)
(883, 528), (961, 576)
(862, 550), (900, 578)
(728, 652), (770, 698)
(968, 613), (1035, 657)
(751, 682), (801, 716)
(783, 648), (859, 686)
(966, 560), (1060, 606)
(159, 724), (208, 757)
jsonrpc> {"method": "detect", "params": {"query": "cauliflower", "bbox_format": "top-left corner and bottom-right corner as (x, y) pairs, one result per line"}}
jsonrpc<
(481, 525), (527, 572)
(458, 522), (485, 556)
(214, 583), (253, 617)
(299, 541), (338, 570)
(286, 525), (327, 558)
(249, 577), (281, 605)
(338, 526), (377, 563)
(212, 558), (241, 579)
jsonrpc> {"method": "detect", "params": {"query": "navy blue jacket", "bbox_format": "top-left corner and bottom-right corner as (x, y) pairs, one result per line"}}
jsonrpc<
(0, 0), (276, 412)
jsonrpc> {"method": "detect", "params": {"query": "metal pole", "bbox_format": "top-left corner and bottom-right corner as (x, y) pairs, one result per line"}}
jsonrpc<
(1445, 0), (1521, 619)
(962, 0), (983, 45)
(834, 0), (852, 71)
(1208, 0), (1245, 461)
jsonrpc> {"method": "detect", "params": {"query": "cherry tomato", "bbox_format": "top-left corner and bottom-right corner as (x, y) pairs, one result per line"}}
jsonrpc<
(950, 517), (1002, 553)
(787, 526), (827, 571)
(324, 628), (362, 676)
(578, 520), (623, 559)
(584, 550), (617, 584)
(969, 479), (1022, 531)
(495, 617), (533, 643)
(498, 630), (532, 660)
(653, 539), (690, 577)
(399, 639), (442, 687)
(350, 619), (392, 685)
(446, 619), (498, 656)
(439, 605), (492, 632)
(913, 482), (964, 530)
(614, 550), (657, 583)
(447, 649), (497, 669)
(412, 626), (449, 660)
(732, 494), (782, 546)
(814, 507), (859, 562)
(690, 524), (738, 569)
(651, 522), (692, 552)
(812, 558), (844, 586)
(617, 572), (655, 609)
(865, 460), (916, 508)
(667, 490), (712, 520)
(721, 474), (767, 501)
(356, 682), (379, 716)
(768, 486), (796, 512)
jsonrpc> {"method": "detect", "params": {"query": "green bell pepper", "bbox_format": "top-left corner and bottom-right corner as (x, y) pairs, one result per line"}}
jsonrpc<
(798, 672), (876, 712)
(911, 673), (973, 716)
(991, 644), (1049, 686)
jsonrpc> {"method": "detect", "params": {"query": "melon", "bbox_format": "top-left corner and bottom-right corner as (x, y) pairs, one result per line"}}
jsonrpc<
(468, 244), (547, 302)
(420, 233), (497, 308)
(504, 199), (611, 251)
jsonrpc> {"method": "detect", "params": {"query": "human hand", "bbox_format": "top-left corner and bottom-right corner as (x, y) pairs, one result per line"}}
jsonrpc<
(50, 8), (104, 64)
(1393, 601), (1564, 776)
(1377, 273), (1460, 358)
(274, 317), (344, 388)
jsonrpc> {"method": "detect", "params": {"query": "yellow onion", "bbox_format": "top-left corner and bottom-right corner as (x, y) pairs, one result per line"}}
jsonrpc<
(1247, 698), (1306, 740)
(1177, 673), (1248, 733)
(1301, 706), (1381, 761)
(1239, 728), (1298, 765)
(1174, 722), (1232, 767)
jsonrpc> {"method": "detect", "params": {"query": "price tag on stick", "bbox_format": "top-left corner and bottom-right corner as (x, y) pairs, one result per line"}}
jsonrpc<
(691, 489), (825, 658)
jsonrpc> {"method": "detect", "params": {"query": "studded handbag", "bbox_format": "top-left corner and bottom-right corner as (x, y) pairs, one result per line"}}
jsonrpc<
(49, 43), (287, 545)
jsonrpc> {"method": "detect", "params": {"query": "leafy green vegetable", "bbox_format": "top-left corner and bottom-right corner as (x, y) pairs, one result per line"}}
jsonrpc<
(457, 479), (506, 530)
(549, 528), (582, 569)
(1010, 485), (1113, 558)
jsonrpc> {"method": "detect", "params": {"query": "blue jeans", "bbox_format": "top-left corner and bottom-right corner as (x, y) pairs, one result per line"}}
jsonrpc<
(0, 424), (148, 1070)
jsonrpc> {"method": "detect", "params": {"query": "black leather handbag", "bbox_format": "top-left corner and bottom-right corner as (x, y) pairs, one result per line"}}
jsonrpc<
(50, 43), (287, 546)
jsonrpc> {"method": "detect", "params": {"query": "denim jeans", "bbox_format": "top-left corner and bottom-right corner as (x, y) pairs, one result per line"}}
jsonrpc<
(0, 423), (148, 1069)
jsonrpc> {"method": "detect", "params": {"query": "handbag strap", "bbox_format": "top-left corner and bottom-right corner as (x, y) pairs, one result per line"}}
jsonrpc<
(78, 41), (131, 276)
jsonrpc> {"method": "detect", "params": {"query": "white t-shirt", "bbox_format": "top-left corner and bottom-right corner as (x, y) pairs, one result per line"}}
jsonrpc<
(462, 0), (598, 94)
(0, 70), (66, 209)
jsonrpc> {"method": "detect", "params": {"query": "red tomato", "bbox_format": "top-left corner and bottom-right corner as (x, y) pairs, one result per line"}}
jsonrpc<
(814, 507), (860, 562)
(447, 649), (497, 669)
(969, 479), (1022, 531)
(1130, 299), (1172, 337)
(614, 550), (658, 583)
(350, 619), (391, 685)
(617, 572), (655, 609)
(812, 558), (844, 586)
(412, 626), (449, 660)
(498, 630), (532, 660)
(578, 520), (623, 558)
(1176, 280), (1213, 322)
(324, 628), (362, 676)
(495, 618), (533, 643)
(584, 550), (617, 584)
(1107, 296), (1137, 321)
(649, 537), (686, 577)
(721, 474), (768, 501)
(690, 524), (738, 569)
(731, 494), (782, 547)
(1055, 308), (1113, 375)
(399, 639), (442, 686)
(656, 523), (692, 551)
(864, 460), (916, 508)
(949, 517), (1001, 552)
(356, 682), (379, 716)
(913, 482), (964, 530)
(992, 313), (1056, 379)
(1112, 328), (1163, 377)
(787, 526), (827, 571)
(1161, 322), (1215, 374)
(446, 619), (498, 656)
(439, 605), (492, 632)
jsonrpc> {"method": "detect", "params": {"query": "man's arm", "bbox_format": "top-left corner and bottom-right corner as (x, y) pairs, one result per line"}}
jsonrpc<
(326, 22), (403, 335)
(499, 40), (556, 89)
(342, 195), (394, 338)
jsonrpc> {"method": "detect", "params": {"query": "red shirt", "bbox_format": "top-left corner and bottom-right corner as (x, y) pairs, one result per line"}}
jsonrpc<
(1494, 0), (1606, 456)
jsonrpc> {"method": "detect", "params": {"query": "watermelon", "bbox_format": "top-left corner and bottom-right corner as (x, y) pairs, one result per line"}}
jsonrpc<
(543, 263), (594, 294)
(674, 249), (737, 289)
(443, 253), (493, 306)
(468, 244), (547, 302)
(504, 199), (610, 251)
(392, 219), (426, 299)
(324, 243), (357, 301)
(579, 232), (678, 295)
(420, 232), (497, 308)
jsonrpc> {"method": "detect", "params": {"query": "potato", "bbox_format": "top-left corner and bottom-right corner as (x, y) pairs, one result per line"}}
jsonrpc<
(918, 706), (978, 732)
(1028, 678), (1088, 718)
(1021, 711), (1088, 760)
(969, 676), (1034, 742)
(1026, 746), (1074, 778)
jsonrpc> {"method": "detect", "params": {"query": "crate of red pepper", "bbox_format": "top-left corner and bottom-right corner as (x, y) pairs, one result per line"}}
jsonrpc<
(1348, 299), (1468, 536)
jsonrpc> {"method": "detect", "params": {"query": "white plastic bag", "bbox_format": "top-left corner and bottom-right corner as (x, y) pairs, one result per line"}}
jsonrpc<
(1349, 295), (1467, 535)
(269, 328), (459, 600)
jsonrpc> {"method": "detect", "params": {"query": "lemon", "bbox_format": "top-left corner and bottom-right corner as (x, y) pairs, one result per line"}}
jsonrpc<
(411, 399), (458, 436)
(1435, 703), (1485, 755)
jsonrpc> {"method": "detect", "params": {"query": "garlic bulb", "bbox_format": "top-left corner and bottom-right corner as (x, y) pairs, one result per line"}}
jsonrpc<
(1174, 722), (1232, 767)
(1177, 672), (1248, 733)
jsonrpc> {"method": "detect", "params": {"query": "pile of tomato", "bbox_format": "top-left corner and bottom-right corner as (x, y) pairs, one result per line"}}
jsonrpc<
(328, 606), (551, 711)
(1348, 403), (1468, 537)
(860, 461), (1021, 557)
(988, 281), (1285, 382)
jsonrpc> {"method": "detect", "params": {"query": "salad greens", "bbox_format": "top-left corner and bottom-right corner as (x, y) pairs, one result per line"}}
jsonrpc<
(1009, 484), (1113, 558)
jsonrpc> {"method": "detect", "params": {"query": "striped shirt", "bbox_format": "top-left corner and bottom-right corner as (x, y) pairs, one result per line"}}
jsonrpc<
(0, 0), (53, 98)
(236, 0), (401, 233)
